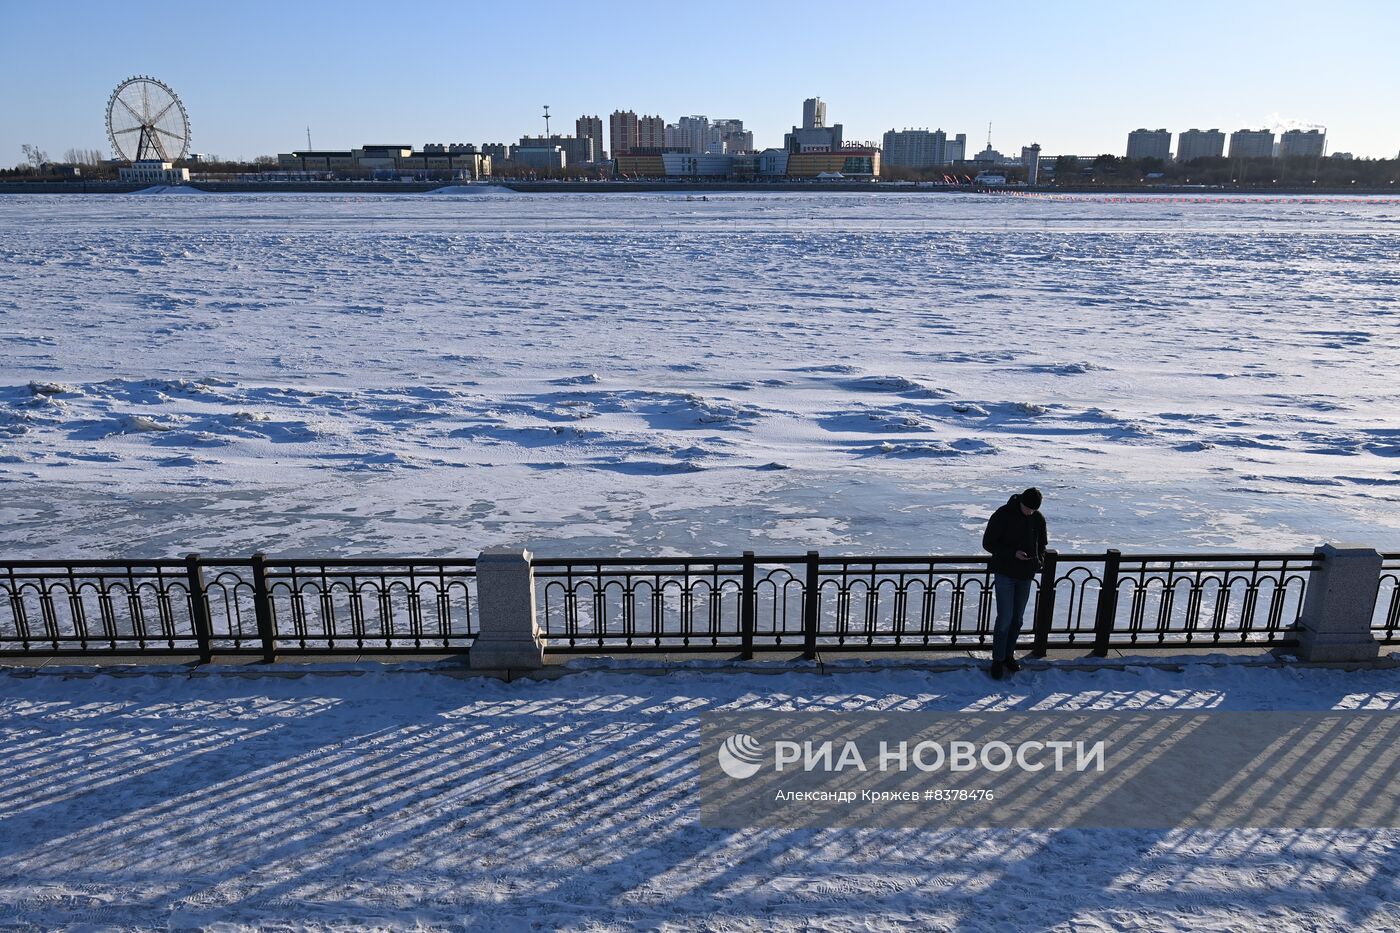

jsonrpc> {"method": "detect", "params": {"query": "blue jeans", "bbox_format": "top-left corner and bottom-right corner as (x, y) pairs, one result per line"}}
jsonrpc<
(992, 574), (1033, 662)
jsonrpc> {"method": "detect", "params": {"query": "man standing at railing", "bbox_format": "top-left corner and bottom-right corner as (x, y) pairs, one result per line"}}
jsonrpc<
(982, 487), (1047, 680)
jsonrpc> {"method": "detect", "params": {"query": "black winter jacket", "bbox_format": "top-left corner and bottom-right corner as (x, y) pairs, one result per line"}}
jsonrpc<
(982, 494), (1048, 579)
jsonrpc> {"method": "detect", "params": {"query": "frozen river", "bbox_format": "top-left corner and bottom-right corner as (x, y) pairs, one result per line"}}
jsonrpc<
(1, 190), (1398, 557)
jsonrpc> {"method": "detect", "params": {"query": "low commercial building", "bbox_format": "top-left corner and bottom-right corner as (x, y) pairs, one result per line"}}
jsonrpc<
(661, 152), (734, 177)
(277, 150), (356, 171)
(397, 144), (491, 178)
(1039, 154), (1093, 177)
(519, 135), (595, 165)
(119, 160), (190, 184)
(758, 148), (789, 176)
(613, 151), (665, 177)
(785, 148), (880, 179)
(277, 144), (491, 178)
(353, 145), (414, 171)
(511, 146), (567, 171)
(730, 153), (760, 178)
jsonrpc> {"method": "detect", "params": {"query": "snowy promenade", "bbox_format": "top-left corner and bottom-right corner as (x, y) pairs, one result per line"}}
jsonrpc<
(2, 657), (1398, 930)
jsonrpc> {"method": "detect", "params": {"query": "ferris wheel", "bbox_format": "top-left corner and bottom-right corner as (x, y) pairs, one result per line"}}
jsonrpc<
(106, 75), (191, 163)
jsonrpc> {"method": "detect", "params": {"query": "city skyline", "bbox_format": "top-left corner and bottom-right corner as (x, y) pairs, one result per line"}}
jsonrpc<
(3, 0), (1399, 162)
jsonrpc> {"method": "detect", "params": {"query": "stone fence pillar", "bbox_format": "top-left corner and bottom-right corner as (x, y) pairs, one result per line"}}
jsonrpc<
(471, 548), (544, 670)
(1294, 543), (1381, 662)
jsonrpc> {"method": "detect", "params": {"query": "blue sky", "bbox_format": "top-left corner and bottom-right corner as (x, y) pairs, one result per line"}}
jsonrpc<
(4, 0), (1397, 163)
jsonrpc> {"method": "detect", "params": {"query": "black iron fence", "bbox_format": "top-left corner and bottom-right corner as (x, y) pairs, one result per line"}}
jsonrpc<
(1379, 553), (1400, 644)
(2, 548), (1393, 663)
(536, 550), (1326, 657)
(1, 554), (477, 660)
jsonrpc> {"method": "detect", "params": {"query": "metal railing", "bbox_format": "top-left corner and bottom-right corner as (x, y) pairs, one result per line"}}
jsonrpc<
(1379, 553), (1400, 644)
(534, 550), (1320, 657)
(1, 554), (477, 660)
(6, 547), (1391, 663)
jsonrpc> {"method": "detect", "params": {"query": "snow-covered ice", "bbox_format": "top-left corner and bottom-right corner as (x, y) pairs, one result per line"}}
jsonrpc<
(1, 659), (1398, 930)
(1, 191), (1398, 556)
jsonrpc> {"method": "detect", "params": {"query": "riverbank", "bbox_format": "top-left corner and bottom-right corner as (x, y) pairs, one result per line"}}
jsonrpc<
(1, 179), (1396, 195)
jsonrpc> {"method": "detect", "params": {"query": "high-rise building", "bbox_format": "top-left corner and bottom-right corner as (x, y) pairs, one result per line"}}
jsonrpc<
(1279, 128), (1326, 159)
(944, 133), (966, 163)
(577, 115), (605, 162)
(1176, 128), (1225, 162)
(1229, 129), (1275, 159)
(712, 119), (753, 153)
(609, 110), (639, 156)
(677, 115), (710, 154)
(786, 99), (842, 153)
(1021, 143), (1042, 184)
(882, 129), (936, 168)
(481, 143), (511, 163)
(1126, 128), (1171, 161)
(638, 115), (666, 150)
(663, 123), (691, 151)
(881, 128), (967, 168)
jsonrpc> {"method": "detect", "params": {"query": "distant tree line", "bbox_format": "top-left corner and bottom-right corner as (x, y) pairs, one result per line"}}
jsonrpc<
(2, 146), (289, 179)
(881, 164), (1027, 183)
(471, 161), (611, 181)
(1049, 154), (1400, 187)
(883, 155), (1398, 188)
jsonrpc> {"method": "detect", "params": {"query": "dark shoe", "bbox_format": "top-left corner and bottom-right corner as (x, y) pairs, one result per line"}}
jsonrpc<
(1005, 657), (1021, 674)
(989, 660), (1005, 681)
